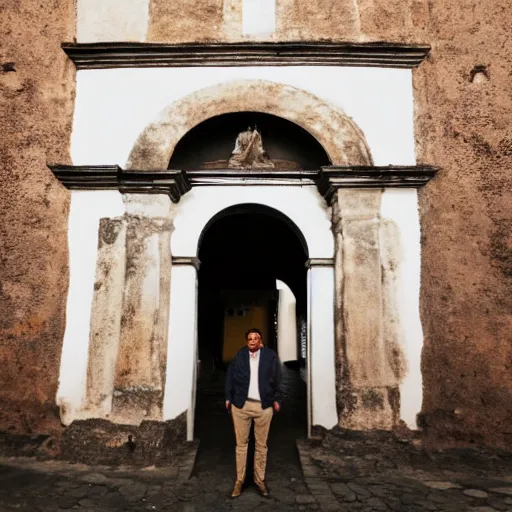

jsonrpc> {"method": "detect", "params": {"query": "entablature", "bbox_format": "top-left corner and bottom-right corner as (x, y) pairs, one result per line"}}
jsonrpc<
(61, 41), (431, 70)
(49, 165), (438, 204)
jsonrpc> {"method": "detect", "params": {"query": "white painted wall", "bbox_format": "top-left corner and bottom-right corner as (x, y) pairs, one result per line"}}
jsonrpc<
(381, 189), (423, 429)
(163, 264), (198, 441)
(71, 67), (415, 167)
(308, 265), (338, 430)
(171, 186), (333, 258)
(56, 191), (125, 425)
(243, 0), (276, 36)
(276, 280), (298, 363)
(77, 0), (150, 42)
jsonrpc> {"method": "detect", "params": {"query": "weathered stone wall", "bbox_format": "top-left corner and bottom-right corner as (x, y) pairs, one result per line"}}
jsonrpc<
(413, 0), (512, 448)
(147, 0), (225, 42)
(4, 0), (511, 453)
(333, 190), (409, 431)
(78, 0), (429, 43)
(0, 1), (75, 435)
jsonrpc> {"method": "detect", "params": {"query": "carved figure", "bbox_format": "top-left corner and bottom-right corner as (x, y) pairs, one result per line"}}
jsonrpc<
(228, 126), (275, 169)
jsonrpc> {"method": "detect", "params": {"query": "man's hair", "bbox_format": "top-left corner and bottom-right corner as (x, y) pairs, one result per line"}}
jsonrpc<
(245, 328), (262, 339)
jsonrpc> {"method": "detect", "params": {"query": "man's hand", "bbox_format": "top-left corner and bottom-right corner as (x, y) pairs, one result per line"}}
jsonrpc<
(273, 401), (281, 413)
(225, 400), (231, 411)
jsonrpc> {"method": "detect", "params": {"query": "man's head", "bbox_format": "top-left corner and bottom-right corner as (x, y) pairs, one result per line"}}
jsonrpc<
(245, 328), (262, 352)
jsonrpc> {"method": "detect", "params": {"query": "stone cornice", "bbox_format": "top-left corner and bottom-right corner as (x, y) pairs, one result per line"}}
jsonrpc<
(48, 165), (191, 203)
(61, 42), (431, 70)
(317, 165), (439, 203)
(49, 165), (438, 204)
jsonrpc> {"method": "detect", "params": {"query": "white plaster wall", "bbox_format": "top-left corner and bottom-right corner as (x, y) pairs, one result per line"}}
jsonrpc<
(71, 67), (415, 167)
(243, 0), (276, 36)
(56, 191), (125, 425)
(77, 0), (150, 42)
(308, 266), (338, 429)
(170, 186), (334, 258)
(380, 188), (423, 429)
(276, 279), (298, 363)
(163, 264), (198, 441)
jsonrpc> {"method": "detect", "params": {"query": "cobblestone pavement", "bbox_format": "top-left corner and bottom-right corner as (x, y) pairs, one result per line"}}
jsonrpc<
(296, 439), (512, 512)
(1, 367), (512, 511)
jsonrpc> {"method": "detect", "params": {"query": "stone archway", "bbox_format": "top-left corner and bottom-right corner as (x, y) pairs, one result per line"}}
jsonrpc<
(163, 189), (338, 440)
(126, 79), (373, 169)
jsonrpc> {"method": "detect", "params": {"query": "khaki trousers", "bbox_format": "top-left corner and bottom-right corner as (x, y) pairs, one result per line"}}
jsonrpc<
(231, 400), (273, 483)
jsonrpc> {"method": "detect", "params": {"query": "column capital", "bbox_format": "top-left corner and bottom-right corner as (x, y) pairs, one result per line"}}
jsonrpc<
(172, 256), (201, 270)
(305, 258), (334, 269)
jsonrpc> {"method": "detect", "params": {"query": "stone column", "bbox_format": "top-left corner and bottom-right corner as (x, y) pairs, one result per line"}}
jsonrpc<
(162, 257), (200, 442)
(85, 217), (127, 417)
(57, 190), (125, 425)
(110, 195), (173, 425)
(307, 259), (338, 433)
(334, 189), (399, 430)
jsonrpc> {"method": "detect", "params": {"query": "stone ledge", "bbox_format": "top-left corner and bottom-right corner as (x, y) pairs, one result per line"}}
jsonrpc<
(62, 41), (431, 70)
(60, 414), (187, 466)
(296, 439), (320, 478)
(318, 165), (439, 203)
(48, 165), (191, 203)
(49, 165), (438, 204)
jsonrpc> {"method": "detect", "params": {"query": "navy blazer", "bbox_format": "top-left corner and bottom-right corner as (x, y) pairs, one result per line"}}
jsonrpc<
(225, 346), (282, 410)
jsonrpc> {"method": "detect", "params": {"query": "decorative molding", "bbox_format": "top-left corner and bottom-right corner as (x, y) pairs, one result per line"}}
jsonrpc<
(49, 165), (438, 204)
(317, 165), (439, 203)
(171, 257), (201, 270)
(305, 258), (335, 268)
(48, 165), (191, 203)
(185, 169), (318, 187)
(61, 42), (431, 70)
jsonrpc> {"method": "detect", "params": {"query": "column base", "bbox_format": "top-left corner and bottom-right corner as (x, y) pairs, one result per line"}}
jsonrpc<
(110, 388), (163, 425)
(338, 386), (400, 430)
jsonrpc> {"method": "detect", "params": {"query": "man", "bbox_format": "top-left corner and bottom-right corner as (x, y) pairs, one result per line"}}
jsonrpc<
(225, 328), (282, 498)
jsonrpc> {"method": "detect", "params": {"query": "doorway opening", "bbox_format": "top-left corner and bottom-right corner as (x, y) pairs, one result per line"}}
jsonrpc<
(192, 203), (309, 476)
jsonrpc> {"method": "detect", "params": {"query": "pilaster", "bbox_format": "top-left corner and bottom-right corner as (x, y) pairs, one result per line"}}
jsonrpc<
(110, 194), (173, 424)
(163, 256), (201, 441)
(333, 189), (399, 430)
(305, 258), (338, 433)
(85, 217), (127, 416)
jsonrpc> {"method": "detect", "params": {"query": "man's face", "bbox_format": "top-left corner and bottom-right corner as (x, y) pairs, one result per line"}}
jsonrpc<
(247, 332), (262, 352)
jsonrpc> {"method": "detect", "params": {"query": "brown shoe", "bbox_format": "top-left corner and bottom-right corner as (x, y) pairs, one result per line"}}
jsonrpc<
(254, 479), (269, 497)
(231, 480), (243, 498)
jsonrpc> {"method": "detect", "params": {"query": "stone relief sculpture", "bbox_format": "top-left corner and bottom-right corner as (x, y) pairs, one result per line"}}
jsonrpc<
(228, 126), (275, 169)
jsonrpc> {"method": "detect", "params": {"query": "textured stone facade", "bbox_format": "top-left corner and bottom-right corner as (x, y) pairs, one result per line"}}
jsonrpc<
(413, 0), (512, 448)
(2, 0), (511, 452)
(79, 0), (429, 43)
(0, 1), (75, 436)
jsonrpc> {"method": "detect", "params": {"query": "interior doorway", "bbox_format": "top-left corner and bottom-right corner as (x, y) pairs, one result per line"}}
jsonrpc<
(197, 204), (308, 371)
(192, 204), (309, 476)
